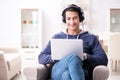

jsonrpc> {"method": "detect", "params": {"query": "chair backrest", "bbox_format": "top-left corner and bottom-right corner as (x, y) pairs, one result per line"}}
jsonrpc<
(0, 48), (19, 53)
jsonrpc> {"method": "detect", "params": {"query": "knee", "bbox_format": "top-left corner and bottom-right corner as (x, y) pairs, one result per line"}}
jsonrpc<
(61, 71), (71, 80)
(66, 54), (83, 66)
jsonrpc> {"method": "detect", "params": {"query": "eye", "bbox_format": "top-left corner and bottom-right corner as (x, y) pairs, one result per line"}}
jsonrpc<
(73, 16), (78, 20)
(66, 17), (71, 21)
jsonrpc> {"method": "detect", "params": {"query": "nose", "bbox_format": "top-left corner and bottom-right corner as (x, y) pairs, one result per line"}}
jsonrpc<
(70, 19), (74, 25)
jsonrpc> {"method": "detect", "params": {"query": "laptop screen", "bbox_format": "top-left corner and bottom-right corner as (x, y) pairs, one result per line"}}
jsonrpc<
(51, 39), (83, 60)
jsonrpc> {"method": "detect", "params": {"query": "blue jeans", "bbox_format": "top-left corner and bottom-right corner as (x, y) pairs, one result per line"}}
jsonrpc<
(52, 54), (85, 80)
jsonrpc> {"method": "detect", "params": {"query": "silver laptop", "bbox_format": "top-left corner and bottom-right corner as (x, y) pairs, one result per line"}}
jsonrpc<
(51, 39), (83, 60)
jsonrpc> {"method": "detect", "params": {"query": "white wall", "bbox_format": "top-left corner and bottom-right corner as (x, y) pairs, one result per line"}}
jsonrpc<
(0, 0), (21, 48)
(0, 0), (64, 48)
(90, 0), (120, 34)
(0, 0), (120, 48)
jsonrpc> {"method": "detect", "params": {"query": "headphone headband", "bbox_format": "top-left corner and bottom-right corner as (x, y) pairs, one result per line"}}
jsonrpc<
(62, 4), (84, 23)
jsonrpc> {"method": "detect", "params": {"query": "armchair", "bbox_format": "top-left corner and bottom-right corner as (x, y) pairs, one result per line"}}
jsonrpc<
(23, 64), (109, 80)
(0, 49), (21, 80)
(23, 35), (110, 80)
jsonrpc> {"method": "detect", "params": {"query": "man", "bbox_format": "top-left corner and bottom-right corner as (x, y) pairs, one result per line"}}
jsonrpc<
(38, 4), (108, 80)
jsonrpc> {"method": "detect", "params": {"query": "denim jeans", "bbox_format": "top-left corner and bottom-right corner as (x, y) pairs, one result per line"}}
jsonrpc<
(52, 54), (85, 80)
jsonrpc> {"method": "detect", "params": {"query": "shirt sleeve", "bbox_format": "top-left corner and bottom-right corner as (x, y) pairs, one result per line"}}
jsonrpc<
(38, 41), (53, 64)
(86, 36), (108, 68)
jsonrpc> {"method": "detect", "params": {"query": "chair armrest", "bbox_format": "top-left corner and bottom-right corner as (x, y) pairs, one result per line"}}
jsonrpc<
(93, 65), (109, 80)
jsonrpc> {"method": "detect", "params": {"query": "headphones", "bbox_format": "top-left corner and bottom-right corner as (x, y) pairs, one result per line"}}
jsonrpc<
(62, 4), (84, 23)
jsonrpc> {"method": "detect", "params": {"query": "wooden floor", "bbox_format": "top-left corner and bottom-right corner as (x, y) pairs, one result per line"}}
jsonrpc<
(11, 71), (120, 80)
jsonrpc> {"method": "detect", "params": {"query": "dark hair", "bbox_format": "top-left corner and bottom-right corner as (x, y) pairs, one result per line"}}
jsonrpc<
(62, 4), (84, 23)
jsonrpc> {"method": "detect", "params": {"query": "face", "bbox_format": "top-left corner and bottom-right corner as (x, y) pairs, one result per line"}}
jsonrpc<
(65, 11), (80, 32)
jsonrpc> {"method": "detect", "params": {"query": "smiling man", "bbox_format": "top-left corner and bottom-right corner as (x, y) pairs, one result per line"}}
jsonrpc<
(38, 4), (108, 80)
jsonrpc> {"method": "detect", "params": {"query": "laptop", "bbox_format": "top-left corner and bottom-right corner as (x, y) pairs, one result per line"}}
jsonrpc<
(51, 39), (83, 60)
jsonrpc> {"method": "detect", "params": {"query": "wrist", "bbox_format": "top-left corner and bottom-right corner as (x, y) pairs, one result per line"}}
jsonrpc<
(83, 53), (87, 60)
